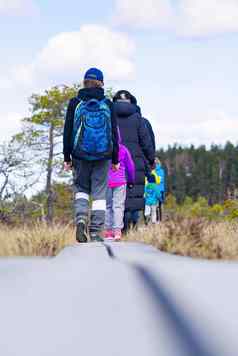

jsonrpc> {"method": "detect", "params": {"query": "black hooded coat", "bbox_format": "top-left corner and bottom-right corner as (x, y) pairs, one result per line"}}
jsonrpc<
(114, 101), (155, 211)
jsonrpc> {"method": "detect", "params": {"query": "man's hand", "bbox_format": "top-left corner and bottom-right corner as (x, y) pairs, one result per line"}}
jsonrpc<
(64, 161), (72, 171)
(112, 163), (120, 171)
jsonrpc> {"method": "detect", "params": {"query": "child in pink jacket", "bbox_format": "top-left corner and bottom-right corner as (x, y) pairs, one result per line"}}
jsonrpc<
(105, 130), (135, 241)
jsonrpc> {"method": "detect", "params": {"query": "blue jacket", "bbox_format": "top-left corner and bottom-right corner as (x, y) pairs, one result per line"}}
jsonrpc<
(155, 164), (165, 202)
(145, 183), (161, 206)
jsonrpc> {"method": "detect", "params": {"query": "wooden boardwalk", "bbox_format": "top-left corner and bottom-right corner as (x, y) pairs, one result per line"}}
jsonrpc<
(0, 242), (237, 356)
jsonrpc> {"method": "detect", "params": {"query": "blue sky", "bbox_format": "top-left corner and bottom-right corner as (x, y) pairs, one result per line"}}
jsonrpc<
(1, 0), (238, 147)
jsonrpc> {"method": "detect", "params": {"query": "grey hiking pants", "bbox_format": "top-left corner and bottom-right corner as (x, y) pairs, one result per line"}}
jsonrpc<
(73, 159), (110, 233)
(105, 185), (127, 230)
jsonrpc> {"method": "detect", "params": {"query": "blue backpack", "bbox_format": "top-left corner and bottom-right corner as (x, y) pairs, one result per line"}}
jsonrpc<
(72, 98), (113, 160)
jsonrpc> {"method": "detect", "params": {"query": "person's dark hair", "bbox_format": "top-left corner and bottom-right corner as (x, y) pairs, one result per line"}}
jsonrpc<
(113, 90), (137, 104)
(148, 174), (156, 183)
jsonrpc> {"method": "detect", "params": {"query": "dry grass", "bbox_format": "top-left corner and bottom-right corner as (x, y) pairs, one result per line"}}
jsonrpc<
(0, 223), (74, 257)
(125, 216), (238, 260)
(0, 217), (238, 259)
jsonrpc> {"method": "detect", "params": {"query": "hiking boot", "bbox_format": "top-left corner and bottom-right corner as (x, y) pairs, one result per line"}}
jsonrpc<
(76, 221), (88, 243)
(90, 233), (104, 242)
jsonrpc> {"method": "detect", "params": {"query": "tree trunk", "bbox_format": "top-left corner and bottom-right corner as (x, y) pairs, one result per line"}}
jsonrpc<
(46, 123), (54, 224)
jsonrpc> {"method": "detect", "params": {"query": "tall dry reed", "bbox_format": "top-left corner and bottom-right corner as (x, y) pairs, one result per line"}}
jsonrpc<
(0, 223), (74, 256)
(0, 217), (238, 259)
(125, 217), (238, 260)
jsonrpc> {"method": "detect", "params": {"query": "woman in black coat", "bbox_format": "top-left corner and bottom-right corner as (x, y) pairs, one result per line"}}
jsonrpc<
(113, 90), (155, 230)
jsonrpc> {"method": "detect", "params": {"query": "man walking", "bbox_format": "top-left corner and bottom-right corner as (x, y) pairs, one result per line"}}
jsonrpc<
(63, 68), (119, 242)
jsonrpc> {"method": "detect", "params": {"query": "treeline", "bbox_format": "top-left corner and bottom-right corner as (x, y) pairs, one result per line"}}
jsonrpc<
(157, 143), (238, 204)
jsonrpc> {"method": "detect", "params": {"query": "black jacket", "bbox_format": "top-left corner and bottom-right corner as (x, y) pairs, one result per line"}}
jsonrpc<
(63, 88), (119, 164)
(114, 102), (155, 211)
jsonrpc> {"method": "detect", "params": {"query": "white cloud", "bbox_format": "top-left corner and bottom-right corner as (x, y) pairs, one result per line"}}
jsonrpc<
(114, 0), (174, 29)
(114, 0), (238, 36)
(0, 0), (36, 16)
(36, 25), (135, 81)
(1, 25), (135, 98)
(156, 110), (238, 147)
(5, 25), (136, 91)
(178, 0), (238, 36)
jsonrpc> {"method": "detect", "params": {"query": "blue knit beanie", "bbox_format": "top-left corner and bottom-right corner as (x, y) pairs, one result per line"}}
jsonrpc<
(84, 68), (104, 82)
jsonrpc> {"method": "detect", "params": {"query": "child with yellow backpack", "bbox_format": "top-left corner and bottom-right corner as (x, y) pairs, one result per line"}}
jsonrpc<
(145, 158), (165, 223)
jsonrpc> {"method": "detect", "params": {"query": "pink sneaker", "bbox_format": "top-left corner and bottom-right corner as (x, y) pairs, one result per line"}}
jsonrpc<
(114, 229), (122, 241)
(104, 230), (114, 241)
